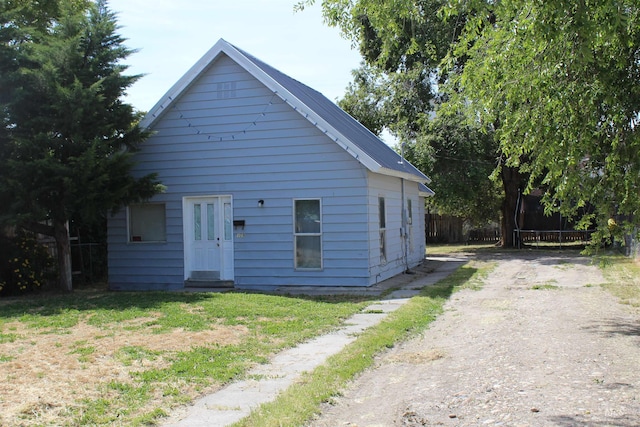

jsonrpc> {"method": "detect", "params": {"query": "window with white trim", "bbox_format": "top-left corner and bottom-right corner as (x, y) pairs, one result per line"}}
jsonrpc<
(128, 203), (166, 242)
(379, 197), (386, 264)
(294, 199), (322, 269)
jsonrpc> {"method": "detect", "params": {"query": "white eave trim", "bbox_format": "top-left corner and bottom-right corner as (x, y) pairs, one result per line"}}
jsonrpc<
(138, 39), (428, 184)
(140, 39), (231, 129)
(377, 167), (432, 184)
(419, 187), (435, 197)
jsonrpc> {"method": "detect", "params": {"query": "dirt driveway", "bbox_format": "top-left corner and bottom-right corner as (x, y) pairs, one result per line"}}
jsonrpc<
(310, 251), (640, 427)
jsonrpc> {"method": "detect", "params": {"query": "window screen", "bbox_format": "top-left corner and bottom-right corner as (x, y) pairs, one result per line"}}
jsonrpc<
(294, 199), (322, 269)
(129, 204), (166, 242)
(379, 197), (386, 263)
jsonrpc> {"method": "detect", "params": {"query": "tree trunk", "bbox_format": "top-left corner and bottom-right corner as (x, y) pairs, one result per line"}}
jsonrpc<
(500, 165), (521, 248)
(54, 220), (73, 291)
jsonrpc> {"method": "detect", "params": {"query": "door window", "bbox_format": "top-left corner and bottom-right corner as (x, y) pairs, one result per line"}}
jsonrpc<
(224, 202), (232, 240)
(194, 204), (202, 240)
(207, 203), (216, 240)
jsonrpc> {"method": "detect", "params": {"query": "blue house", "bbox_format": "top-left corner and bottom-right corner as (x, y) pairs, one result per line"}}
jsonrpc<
(107, 39), (433, 291)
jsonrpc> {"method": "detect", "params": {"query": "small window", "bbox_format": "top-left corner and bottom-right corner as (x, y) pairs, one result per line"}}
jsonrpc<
(129, 204), (166, 242)
(379, 197), (386, 229)
(407, 198), (413, 225)
(294, 199), (322, 269)
(379, 197), (386, 264)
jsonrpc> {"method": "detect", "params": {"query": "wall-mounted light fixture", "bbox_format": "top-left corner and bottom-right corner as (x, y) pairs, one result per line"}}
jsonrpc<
(258, 199), (264, 208)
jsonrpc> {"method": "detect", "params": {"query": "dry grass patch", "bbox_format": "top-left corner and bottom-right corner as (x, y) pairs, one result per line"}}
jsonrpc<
(388, 348), (447, 364)
(0, 319), (249, 426)
(0, 290), (367, 426)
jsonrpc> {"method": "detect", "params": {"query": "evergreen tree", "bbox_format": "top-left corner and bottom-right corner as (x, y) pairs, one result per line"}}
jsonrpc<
(0, 0), (162, 291)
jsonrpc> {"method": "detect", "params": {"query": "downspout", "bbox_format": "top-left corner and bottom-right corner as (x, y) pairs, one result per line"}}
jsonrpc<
(401, 177), (409, 272)
(399, 142), (410, 273)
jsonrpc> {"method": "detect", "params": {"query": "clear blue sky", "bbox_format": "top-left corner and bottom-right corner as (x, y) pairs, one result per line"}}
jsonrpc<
(107, 0), (363, 112)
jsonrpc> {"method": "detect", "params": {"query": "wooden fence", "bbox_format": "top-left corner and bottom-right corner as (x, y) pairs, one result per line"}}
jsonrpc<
(425, 214), (501, 244)
(425, 214), (464, 243)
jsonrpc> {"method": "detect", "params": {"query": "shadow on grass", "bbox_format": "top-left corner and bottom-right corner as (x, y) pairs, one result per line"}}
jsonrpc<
(0, 286), (385, 324)
(0, 249), (480, 321)
(0, 289), (215, 319)
(429, 242), (587, 254)
(429, 243), (594, 266)
(0, 292), (368, 326)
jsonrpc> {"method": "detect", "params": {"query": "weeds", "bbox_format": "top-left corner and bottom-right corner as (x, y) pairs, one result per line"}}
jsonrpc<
(596, 255), (640, 307)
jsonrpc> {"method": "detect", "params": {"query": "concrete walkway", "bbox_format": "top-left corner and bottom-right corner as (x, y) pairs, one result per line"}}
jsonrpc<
(163, 256), (466, 427)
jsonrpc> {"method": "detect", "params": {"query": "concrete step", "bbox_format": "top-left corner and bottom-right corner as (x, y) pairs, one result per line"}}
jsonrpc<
(184, 280), (234, 289)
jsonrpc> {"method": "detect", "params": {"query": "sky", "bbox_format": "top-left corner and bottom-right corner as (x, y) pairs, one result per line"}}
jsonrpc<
(107, 0), (363, 113)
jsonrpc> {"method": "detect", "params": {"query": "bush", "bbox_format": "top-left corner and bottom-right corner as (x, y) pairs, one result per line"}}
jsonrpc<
(0, 230), (56, 296)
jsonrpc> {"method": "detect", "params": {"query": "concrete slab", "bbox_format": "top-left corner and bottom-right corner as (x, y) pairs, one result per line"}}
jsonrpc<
(162, 256), (465, 427)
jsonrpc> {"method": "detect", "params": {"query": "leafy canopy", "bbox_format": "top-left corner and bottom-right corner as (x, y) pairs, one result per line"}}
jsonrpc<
(302, 0), (501, 225)
(305, 0), (640, 242)
(0, 0), (161, 228)
(443, 0), (640, 237)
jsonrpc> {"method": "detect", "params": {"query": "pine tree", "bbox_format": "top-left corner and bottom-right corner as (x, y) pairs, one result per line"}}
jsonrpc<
(0, 0), (162, 291)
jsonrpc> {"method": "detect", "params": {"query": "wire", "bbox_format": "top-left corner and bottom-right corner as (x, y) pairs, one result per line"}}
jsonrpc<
(167, 93), (281, 142)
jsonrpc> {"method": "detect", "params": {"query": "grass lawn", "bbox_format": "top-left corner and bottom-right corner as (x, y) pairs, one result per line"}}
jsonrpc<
(0, 290), (368, 426)
(2, 245), (636, 426)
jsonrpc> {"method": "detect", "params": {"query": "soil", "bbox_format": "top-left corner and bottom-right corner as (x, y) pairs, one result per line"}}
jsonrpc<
(309, 251), (640, 427)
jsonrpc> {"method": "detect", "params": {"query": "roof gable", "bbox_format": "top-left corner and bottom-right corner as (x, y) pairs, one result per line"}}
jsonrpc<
(141, 38), (432, 186)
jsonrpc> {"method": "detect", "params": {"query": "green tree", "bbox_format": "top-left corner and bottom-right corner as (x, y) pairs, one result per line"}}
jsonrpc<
(0, 0), (161, 291)
(338, 69), (501, 225)
(304, 0), (640, 247)
(338, 64), (388, 136)
(300, 0), (509, 238)
(443, 0), (640, 245)
(404, 113), (501, 225)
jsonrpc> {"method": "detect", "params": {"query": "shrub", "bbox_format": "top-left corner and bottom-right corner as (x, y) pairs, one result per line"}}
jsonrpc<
(0, 229), (56, 296)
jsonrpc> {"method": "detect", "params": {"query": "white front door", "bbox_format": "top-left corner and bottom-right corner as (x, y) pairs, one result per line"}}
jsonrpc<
(184, 196), (234, 281)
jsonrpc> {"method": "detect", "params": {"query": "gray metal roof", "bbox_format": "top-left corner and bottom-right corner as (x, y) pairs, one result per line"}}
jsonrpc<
(232, 44), (431, 185)
(142, 39), (432, 190)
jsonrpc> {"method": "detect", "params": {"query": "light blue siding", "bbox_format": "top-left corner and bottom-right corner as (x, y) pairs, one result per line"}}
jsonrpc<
(108, 54), (374, 290)
(366, 172), (426, 286)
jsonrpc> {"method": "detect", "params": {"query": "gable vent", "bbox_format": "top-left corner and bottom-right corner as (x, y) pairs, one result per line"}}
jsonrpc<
(217, 81), (237, 99)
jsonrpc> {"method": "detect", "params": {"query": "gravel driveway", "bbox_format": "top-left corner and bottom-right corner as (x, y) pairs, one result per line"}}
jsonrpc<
(309, 251), (640, 427)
